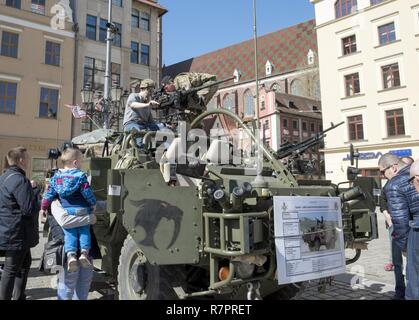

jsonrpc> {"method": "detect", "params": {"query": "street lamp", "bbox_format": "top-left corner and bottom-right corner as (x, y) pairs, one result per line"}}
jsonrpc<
(81, 85), (94, 104)
(111, 84), (123, 102)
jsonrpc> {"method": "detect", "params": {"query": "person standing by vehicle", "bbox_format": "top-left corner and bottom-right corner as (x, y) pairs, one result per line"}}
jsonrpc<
(378, 154), (413, 300)
(123, 79), (160, 148)
(406, 160), (419, 300)
(0, 147), (39, 300)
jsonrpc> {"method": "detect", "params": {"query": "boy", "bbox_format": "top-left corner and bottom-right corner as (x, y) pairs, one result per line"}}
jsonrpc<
(40, 148), (96, 272)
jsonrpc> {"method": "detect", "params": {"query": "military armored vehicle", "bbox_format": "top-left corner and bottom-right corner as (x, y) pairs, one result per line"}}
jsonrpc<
(302, 217), (337, 252)
(69, 74), (379, 300)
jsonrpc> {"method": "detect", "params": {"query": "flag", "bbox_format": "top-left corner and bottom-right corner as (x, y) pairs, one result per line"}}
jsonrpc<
(64, 104), (87, 119)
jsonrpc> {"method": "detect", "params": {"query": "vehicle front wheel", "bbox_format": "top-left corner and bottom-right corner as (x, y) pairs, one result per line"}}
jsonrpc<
(117, 235), (180, 300)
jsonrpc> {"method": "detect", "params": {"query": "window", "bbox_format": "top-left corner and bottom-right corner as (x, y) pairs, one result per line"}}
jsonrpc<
(222, 94), (235, 112)
(311, 123), (315, 132)
(99, 19), (107, 43)
(335, 0), (357, 19)
(1, 31), (19, 58)
(112, 0), (122, 6)
(271, 83), (281, 93)
(292, 120), (299, 130)
(86, 15), (97, 41)
(31, 0), (45, 15)
(84, 57), (121, 92)
(261, 96), (265, 110)
(141, 44), (150, 65)
(386, 109), (405, 136)
(6, 0), (21, 9)
(131, 41), (139, 64)
(302, 122), (308, 132)
(39, 87), (59, 119)
(290, 79), (303, 96)
(263, 120), (270, 130)
(243, 90), (254, 117)
(132, 9), (140, 28)
(378, 22), (396, 45)
(113, 23), (122, 47)
(0, 81), (17, 114)
(140, 12), (150, 31)
(382, 63), (400, 89)
(348, 115), (364, 141)
(345, 73), (360, 96)
(45, 41), (61, 66)
(342, 35), (357, 55)
(283, 119), (288, 129)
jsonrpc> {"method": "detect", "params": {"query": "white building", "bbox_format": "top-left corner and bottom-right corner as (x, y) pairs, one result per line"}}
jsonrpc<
(311, 0), (419, 183)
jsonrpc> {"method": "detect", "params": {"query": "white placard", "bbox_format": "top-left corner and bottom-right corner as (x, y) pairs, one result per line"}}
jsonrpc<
(273, 196), (346, 285)
(108, 185), (121, 196)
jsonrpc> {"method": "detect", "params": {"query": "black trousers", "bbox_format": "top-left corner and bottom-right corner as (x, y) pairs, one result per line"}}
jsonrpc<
(0, 249), (32, 300)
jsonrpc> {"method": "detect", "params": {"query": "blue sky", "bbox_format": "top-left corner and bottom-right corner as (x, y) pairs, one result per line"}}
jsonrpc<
(159, 0), (315, 66)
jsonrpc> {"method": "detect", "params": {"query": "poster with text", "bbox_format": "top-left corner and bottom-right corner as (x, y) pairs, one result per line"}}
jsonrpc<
(273, 196), (346, 285)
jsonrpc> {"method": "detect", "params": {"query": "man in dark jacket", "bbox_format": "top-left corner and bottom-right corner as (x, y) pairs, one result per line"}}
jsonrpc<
(379, 153), (415, 300)
(406, 160), (419, 300)
(0, 147), (39, 300)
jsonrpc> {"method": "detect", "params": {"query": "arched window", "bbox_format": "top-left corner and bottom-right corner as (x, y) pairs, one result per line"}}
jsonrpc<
(312, 76), (321, 100)
(270, 83), (281, 93)
(222, 94), (235, 112)
(243, 90), (254, 117)
(290, 79), (303, 96)
(335, 0), (357, 19)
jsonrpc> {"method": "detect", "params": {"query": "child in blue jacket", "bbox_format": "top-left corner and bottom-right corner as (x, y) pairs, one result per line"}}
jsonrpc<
(41, 148), (96, 272)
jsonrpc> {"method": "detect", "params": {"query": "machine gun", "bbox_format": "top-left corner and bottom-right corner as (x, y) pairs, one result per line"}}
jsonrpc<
(275, 121), (344, 160)
(152, 75), (237, 111)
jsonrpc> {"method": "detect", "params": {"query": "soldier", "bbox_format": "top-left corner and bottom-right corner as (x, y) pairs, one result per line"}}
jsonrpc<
(123, 79), (160, 148)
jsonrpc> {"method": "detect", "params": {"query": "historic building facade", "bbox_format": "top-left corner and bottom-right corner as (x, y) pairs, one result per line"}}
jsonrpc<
(311, 0), (419, 183)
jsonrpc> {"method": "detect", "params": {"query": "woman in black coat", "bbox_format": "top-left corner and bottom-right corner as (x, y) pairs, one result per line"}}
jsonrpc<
(0, 147), (39, 300)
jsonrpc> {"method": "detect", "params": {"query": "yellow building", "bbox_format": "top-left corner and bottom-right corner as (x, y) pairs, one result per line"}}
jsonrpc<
(0, 0), (75, 179)
(311, 0), (419, 183)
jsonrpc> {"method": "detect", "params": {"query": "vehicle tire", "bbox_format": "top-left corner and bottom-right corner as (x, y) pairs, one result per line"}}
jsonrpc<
(117, 235), (180, 300)
(314, 238), (321, 251)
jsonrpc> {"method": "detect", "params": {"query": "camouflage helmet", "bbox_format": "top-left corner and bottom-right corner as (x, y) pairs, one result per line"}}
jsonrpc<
(140, 79), (156, 89)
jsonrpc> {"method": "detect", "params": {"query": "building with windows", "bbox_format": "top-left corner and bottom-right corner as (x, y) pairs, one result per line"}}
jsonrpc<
(0, 0), (75, 179)
(311, 0), (419, 183)
(73, 0), (167, 134)
(164, 20), (324, 174)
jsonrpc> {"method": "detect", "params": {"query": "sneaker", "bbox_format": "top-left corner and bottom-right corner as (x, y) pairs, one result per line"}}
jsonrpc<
(67, 254), (78, 273)
(79, 251), (92, 268)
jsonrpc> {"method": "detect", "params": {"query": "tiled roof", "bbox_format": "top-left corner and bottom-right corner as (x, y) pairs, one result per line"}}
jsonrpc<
(275, 92), (322, 120)
(163, 19), (317, 84)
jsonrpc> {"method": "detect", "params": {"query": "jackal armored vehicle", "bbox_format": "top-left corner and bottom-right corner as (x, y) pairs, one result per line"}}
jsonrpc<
(71, 74), (379, 300)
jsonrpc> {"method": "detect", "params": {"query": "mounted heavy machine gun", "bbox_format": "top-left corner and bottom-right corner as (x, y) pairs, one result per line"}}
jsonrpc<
(151, 73), (239, 123)
(274, 121), (345, 175)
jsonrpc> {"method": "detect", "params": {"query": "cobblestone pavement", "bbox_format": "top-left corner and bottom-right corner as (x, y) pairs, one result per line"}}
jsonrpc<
(1, 211), (398, 300)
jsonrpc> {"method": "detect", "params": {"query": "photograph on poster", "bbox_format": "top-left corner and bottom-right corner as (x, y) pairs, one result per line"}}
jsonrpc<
(299, 213), (341, 256)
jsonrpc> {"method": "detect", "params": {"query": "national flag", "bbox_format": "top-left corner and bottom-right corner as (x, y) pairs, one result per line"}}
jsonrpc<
(64, 104), (87, 119)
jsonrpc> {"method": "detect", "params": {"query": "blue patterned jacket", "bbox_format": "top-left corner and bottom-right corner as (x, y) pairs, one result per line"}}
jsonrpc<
(41, 168), (96, 216)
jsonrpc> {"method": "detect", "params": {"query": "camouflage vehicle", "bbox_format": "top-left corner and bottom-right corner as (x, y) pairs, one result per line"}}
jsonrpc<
(68, 74), (379, 300)
(302, 217), (337, 252)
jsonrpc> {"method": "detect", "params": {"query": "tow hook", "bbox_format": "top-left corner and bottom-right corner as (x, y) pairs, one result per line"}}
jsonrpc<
(247, 281), (262, 300)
